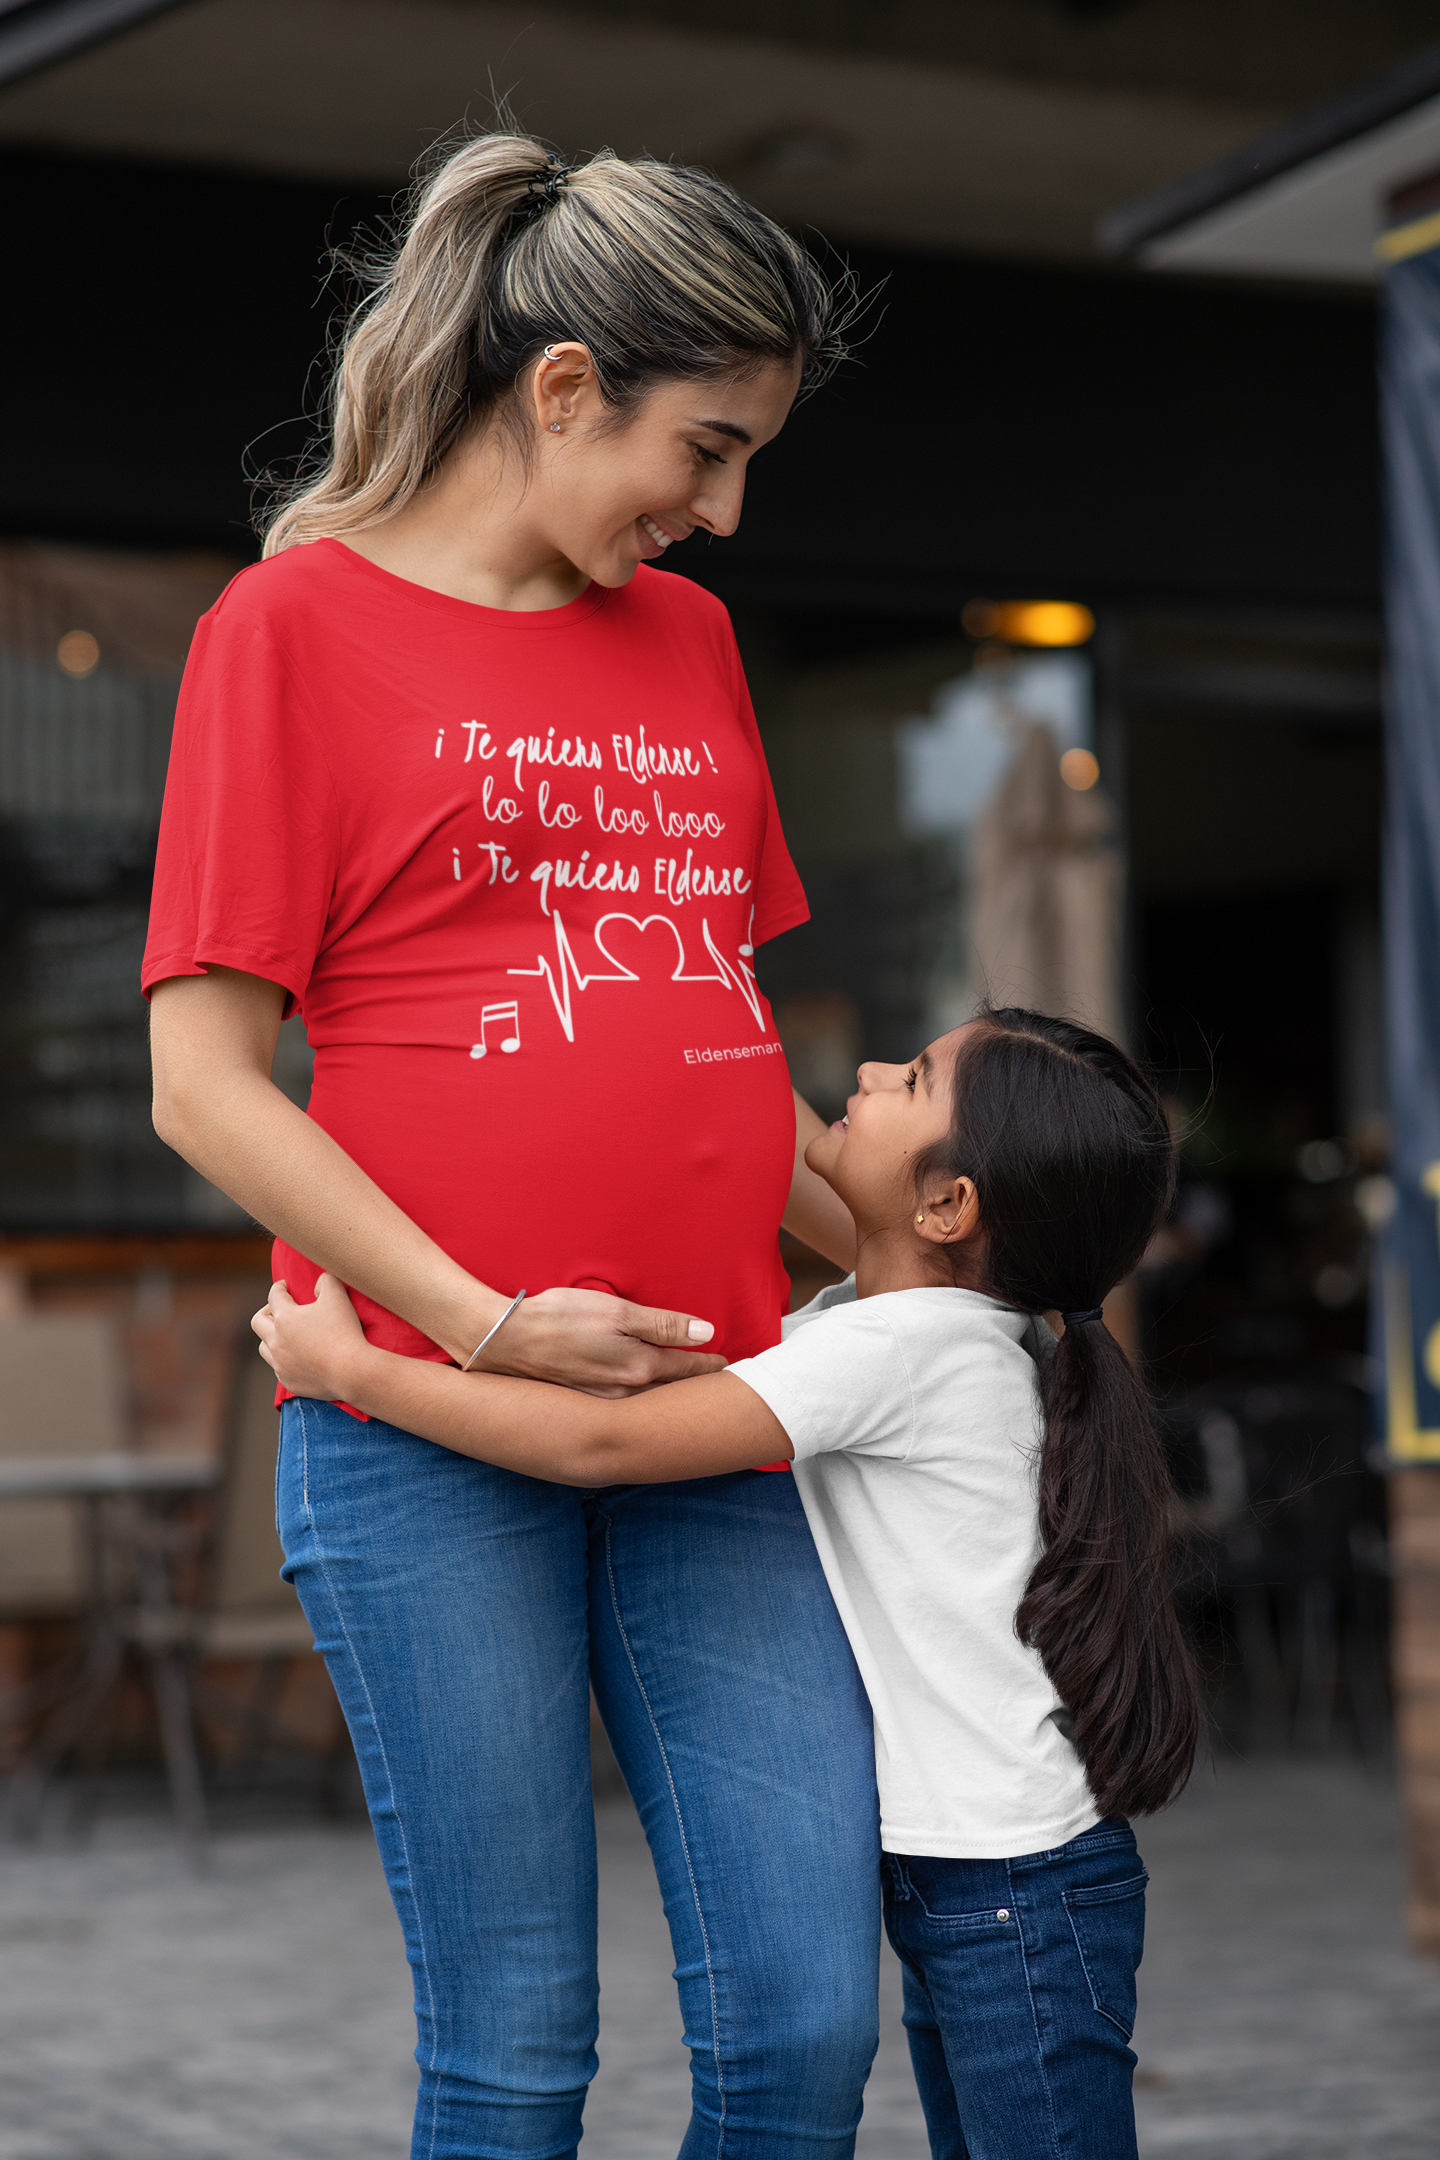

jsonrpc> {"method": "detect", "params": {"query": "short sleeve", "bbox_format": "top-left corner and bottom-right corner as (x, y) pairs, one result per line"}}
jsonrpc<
(724, 631), (808, 948)
(727, 1303), (915, 1461)
(142, 591), (341, 1008)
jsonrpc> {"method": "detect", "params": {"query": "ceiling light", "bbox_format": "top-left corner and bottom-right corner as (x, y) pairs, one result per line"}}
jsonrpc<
(57, 630), (100, 677)
(1060, 748), (1100, 791)
(963, 600), (1095, 647)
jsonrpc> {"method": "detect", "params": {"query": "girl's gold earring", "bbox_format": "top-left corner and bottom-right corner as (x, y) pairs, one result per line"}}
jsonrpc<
(916, 1213), (925, 1224)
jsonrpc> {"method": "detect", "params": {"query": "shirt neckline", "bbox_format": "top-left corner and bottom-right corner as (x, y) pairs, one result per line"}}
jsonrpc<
(849, 1280), (1015, 1311)
(800, 1278), (1020, 1321)
(317, 537), (613, 631)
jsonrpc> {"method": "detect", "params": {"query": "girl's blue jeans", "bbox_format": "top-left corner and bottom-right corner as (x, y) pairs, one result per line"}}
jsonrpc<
(278, 1398), (882, 2160)
(882, 1822), (1147, 2160)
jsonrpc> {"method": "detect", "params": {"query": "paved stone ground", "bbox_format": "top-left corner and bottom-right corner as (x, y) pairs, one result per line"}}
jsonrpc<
(1131, 1759), (1440, 2159)
(0, 1757), (1435, 2159)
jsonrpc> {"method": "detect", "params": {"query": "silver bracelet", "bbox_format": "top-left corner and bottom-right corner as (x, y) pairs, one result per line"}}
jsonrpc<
(462, 1289), (527, 1372)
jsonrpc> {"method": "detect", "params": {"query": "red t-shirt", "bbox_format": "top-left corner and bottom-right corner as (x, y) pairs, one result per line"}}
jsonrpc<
(143, 540), (807, 1386)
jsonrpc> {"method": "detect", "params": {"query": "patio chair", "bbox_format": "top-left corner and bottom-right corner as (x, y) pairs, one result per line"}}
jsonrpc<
(0, 1312), (127, 1623)
(0, 1313), (130, 1795)
(121, 1328), (348, 1809)
(1165, 1368), (1388, 1762)
(0, 1313), (218, 1852)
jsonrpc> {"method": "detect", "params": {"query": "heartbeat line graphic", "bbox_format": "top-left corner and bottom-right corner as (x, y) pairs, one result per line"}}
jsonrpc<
(507, 912), (633, 1043)
(702, 916), (766, 1030)
(508, 910), (766, 1043)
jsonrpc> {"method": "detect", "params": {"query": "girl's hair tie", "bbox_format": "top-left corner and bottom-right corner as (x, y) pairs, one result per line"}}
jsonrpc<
(1060, 1307), (1104, 1326)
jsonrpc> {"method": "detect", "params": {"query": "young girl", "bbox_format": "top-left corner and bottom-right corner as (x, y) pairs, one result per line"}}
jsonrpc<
(255, 1005), (1200, 2160)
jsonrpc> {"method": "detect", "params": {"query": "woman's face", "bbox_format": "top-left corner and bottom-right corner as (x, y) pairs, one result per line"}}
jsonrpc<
(529, 353), (802, 588)
(805, 1028), (970, 1233)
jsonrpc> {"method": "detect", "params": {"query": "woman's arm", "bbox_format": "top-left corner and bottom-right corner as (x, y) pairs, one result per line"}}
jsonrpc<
(783, 1090), (857, 1271)
(253, 1275), (790, 1483)
(151, 967), (726, 1390)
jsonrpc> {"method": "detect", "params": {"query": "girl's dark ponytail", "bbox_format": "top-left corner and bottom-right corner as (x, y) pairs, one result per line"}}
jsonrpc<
(921, 1006), (1199, 1819)
(1020, 1312), (1198, 1818)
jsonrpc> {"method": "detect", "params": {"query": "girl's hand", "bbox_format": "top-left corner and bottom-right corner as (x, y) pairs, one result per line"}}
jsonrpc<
(252, 1275), (369, 1400)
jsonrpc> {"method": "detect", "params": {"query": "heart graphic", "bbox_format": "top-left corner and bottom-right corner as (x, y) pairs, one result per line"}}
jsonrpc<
(591, 913), (726, 985)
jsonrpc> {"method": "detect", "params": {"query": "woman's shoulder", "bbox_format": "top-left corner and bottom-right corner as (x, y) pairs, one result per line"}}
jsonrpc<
(201, 539), (354, 633)
(623, 564), (735, 639)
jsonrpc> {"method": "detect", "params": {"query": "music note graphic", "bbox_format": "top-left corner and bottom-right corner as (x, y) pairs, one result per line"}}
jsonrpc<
(470, 1001), (521, 1059)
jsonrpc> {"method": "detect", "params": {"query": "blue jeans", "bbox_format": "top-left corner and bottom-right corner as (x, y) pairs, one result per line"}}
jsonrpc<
(278, 1398), (881, 2160)
(882, 1822), (1147, 2160)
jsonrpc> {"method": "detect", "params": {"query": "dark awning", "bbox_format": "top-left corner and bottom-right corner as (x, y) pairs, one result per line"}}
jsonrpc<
(1098, 39), (1440, 285)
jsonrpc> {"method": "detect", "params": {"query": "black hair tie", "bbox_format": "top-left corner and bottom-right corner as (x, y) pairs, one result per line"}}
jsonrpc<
(1060, 1307), (1105, 1327)
(527, 157), (572, 207)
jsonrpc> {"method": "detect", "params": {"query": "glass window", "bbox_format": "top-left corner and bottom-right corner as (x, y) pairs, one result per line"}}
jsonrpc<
(0, 543), (246, 1229)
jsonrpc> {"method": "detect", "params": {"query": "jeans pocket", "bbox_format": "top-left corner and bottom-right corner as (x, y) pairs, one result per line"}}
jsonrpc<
(914, 1905), (1019, 1934)
(1062, 1871), (1148, 2038)
(275, 1399), (314, 1578)
(895, 1864), (1020, 1933)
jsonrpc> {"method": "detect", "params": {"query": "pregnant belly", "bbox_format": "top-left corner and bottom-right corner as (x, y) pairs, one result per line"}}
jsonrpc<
(279, 1039), (796, 1366)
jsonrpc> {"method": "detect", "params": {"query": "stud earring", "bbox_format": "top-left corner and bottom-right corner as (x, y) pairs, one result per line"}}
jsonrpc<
(916, 1212), (925, 1224)
(549, 421), (562, 432)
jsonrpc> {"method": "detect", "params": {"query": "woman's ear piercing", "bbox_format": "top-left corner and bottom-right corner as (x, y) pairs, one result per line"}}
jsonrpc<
(549, 421), (562, 432)
(916, 1212), (925, 1224)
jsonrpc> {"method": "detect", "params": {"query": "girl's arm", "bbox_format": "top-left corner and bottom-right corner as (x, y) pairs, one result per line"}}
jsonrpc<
(151, 967), (726, 1392)
(252, 1275), (791, 1484)
(784, 1090), (857, 1270)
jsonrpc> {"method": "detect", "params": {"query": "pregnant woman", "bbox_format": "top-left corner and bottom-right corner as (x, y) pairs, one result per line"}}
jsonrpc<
(144, 134), (879, 2160)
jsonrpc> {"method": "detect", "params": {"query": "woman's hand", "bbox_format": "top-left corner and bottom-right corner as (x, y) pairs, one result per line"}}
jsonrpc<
(253, 1276), (727, 1401)
(253, 1276), (369, 1402)
(474, 1287), (726, 1397)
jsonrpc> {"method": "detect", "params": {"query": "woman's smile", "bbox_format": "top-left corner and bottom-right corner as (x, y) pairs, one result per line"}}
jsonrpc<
(637, 511), (691, 555)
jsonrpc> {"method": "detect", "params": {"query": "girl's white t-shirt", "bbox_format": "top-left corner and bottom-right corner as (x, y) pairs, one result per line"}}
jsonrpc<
(727, 1278), (1099, 1859)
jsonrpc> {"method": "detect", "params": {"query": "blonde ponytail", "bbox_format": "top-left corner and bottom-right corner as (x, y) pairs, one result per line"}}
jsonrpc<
(262, 130), (846, 556)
